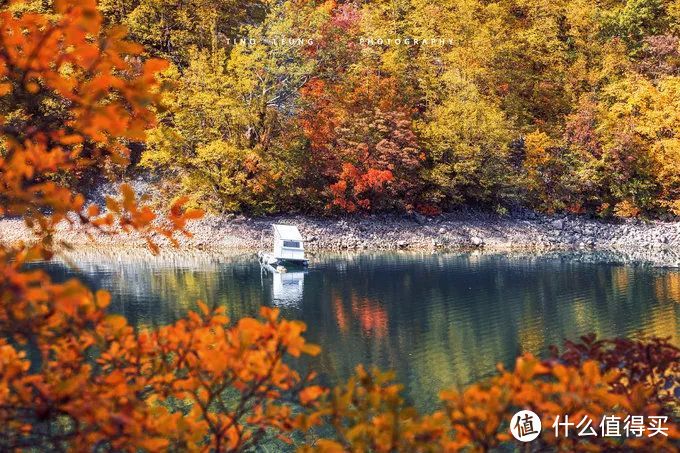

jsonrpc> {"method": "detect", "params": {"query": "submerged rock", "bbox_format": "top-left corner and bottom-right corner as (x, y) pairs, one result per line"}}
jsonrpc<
(471, 237), (484, 247)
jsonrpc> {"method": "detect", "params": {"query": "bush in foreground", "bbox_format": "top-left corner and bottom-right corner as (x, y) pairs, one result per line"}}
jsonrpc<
(0, 2), (677, 451)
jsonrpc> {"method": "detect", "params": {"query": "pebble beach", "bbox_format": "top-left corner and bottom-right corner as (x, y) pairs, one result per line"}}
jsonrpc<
(1, 211), (679, 267)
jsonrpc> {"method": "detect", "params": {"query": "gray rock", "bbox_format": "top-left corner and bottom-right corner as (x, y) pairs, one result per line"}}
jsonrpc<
(471, 236), (484, 247)
(413, 213), (427, 225)
(551, 219), (565, 230)
(438, 227), (446, 235)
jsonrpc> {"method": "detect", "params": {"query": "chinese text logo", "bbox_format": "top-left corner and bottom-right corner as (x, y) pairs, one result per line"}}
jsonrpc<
(510, 410), (542, 442)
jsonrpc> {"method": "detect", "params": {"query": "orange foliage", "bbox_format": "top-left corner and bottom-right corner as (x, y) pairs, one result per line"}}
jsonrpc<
(0, 2), (323, 450)
(0, 251), (323, 450)
(330, 163), (394, 212)
(0, 0), (197, 257)
(0, 1), (678, 451)
(440, 354), (678, 451)
(301, 354), (679, 452)
(297, 4), (424, 212)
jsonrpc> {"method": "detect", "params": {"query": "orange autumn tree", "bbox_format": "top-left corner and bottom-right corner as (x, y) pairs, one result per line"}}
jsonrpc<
(0, 1), (323, 451)
(1, 1), (678, 452)
(299, 349), (678, 452)
(297, 3), (425, 214)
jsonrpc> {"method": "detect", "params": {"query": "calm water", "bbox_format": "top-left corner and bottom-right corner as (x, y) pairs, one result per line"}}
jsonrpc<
(42, 251), (680, 410)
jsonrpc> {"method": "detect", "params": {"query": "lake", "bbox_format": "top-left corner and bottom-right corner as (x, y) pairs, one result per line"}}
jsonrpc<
(42, 251), (680, 411)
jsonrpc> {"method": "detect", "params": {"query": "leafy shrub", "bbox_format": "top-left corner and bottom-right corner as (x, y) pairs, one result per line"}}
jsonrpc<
(1, 3), (678, 452)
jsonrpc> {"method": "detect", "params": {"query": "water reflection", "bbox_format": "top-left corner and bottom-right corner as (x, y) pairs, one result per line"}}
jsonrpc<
(41, 250), (680, 410)
(268, 270), (306, 307)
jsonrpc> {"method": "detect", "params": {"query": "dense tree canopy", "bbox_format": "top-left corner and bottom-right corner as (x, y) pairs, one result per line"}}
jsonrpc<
(110, 0), (680, 217)
(0, 1), (678, 451)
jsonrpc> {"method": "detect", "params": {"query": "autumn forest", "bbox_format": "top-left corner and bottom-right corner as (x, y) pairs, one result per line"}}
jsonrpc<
(100, 0), (680, 217)
(0, 0), (679, 451)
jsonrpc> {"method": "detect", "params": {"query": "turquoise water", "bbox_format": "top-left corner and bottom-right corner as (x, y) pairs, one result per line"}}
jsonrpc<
(42, 251), (680, 410)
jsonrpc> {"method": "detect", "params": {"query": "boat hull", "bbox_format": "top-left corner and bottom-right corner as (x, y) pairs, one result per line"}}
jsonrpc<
(258, 251), (308, 269)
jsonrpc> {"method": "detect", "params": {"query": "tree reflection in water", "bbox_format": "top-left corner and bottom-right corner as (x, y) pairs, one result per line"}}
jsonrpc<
(40, 250), (680, 410)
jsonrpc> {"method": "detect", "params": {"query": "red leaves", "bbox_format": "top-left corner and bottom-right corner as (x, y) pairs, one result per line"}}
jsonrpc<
(550, 334), (680, 406)
(300, 63), (423, 213)
(296, 4), (425, 214)
(330, 163), (394, 212)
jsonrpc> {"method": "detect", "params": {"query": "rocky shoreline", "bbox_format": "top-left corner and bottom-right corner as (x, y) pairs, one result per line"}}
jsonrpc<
(1, 211), (679, 267)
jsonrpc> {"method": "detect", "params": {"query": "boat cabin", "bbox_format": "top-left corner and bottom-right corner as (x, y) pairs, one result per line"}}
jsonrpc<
(272, 224), (306, 263)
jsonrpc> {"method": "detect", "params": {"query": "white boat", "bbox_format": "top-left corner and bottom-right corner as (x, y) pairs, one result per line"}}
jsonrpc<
(258, 224), (308, 271)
